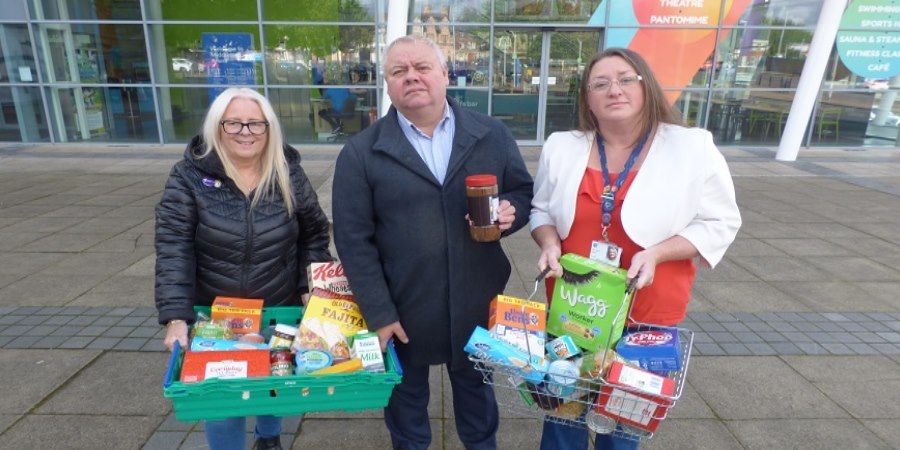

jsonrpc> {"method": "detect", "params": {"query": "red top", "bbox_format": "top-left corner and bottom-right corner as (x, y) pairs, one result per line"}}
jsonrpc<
(545, 167), (695, 326)
(465, 174), (497, 187)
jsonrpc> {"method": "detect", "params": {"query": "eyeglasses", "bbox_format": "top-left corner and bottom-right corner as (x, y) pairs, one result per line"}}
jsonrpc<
(220, 120), (269, 135)
(588, 75), (643, 92)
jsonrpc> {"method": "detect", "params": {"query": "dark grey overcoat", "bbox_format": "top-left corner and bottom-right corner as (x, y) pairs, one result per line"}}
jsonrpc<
(332, 98), (534, 369)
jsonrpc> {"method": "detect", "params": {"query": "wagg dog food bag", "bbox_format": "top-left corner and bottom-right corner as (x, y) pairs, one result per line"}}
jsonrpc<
(548, 253), (633, 352)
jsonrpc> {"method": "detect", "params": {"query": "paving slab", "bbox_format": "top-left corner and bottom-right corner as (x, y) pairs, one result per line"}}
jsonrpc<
(291, 418), (394, 449)
(692, 281), (809, 312)
(815, 379), (900, 419)
(643, 418), (743, 450)
(781, 355), (900, 382)
(35, 352), (172, 416)
(862, 419), (900, 449)
(38, 252), (150, 277)
(725, 419), (893, 450)
(688, 356), (847, 420)
(68, 275), (154, 307)
(0, 415), (160, 450)
(444, 417), (541, 450)
(0, 274), (109, 305)
(0, 415), (19, 435)
(0, 349), (100, 414)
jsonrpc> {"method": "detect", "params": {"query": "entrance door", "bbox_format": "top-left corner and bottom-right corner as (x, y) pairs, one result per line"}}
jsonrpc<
(491, 28), (600, 144)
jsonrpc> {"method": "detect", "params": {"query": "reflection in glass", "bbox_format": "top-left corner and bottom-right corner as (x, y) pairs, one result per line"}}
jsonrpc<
(147, 24), (261, 86)
(0, 87), (49, 142)
(30, 0), (141, 20)
(712, 27), (812, 90)
(672, 89), (708, 129)
(269, 87), (376, 143)
(735, 0), (823, 28)
(0, 25), (36, 83)
(263, 0), (377, 22)
(811, 91), (876, 147)
(45, 87), (157, 142)
(544, 30), (600, 137)
(143, 0), (257, 21)
(494, 0), (600, 23)
(34, 23), (150, 83)
(410, 0), (490, 23)
(491, 29), (541, 140)
(263, 25), (376, 86)
(865, 86), (900, 147)
(406, 24), (490, 88)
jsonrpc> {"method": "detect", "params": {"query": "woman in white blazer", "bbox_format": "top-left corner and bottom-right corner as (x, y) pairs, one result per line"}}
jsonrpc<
(531, 48), (741, 450)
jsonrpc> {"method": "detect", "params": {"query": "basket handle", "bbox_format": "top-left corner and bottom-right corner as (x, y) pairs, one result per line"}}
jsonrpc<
(387, 339), (403, 377)
(163, 339), (181, 389)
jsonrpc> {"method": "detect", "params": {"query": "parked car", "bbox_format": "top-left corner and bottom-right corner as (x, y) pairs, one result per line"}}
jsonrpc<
(172, 58), (193, 73)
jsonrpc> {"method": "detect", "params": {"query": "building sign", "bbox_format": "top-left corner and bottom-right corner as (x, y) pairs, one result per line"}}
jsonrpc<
(836, 0), (900, 78)
(202, 32), (257, 102)
(590, 0), (753, 104)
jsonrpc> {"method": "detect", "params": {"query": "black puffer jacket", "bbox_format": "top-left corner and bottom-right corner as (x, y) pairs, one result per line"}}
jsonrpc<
(155, 136), (332, 325)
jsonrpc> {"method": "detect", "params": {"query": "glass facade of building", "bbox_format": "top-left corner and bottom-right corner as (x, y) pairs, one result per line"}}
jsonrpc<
(0, 0), (897, 147)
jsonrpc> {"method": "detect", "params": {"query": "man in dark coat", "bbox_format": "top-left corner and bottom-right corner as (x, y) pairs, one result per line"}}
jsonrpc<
(332, 36), (533, 450)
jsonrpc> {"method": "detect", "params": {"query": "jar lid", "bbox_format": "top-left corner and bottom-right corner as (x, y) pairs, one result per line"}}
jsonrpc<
(465, 174), (497, 187)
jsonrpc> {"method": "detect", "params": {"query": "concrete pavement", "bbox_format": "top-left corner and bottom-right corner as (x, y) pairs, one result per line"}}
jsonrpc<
(0, 142), (898, 449)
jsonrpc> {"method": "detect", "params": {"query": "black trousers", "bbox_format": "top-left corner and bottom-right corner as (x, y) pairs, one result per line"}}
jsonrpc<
(384, 362), (499, 450)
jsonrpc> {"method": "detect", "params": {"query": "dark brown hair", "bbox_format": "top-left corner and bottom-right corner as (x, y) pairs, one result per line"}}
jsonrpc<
(577, 48), (682, 144)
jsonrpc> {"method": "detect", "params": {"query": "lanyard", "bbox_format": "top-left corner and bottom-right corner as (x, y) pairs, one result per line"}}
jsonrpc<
(597, 130), (650, 240)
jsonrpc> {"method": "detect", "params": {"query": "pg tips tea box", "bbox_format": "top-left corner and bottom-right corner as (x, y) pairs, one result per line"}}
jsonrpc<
(548, 253), (633, 352)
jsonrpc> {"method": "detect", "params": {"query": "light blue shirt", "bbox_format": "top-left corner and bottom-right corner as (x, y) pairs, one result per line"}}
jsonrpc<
(397, 101), (455, 185)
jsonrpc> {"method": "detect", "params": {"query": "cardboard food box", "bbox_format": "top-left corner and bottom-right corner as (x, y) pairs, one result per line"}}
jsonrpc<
(308, 261), (353, 299)
(211, 297), (264, 335)
(464, 326), (548, 384)
(548, 253), (633, 352)
(593, 361), (675, 433)
(179, 349), (270, 383)
(292, 295), (367, 359)
(488, 295), (547, 360)
(615, 327), (682, 378)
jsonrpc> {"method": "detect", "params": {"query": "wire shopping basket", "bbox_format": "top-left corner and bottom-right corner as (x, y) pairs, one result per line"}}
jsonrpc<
(468, 268), (694, 442)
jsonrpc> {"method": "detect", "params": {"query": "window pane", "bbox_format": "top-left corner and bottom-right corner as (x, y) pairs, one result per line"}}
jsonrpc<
(0, 25), (37, 83)
(263, 0), (378, 22)
(811, 91), (877, 147)
(494, 0), (602, 23)
(0, 1), (27, 20)
(448, 88), (488, 114)
(736, 0), (823, 28)
(0, 87), (49, 142)
(263, 25), (376, 86)
(711, 27), (812, 90)
(148, 25), (262, 86)
(606, 28), (721, 90)
(45, 87), (157, 142)
(269, 87), (376, 143)
(144, 0), (258, 21)
(34, 24), (150, 83)
(411, 0), (490, 23)
(29, 0), (141, 20)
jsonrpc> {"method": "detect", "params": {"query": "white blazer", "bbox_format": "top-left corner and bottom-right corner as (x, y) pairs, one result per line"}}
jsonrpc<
(530, 124), (742, 268)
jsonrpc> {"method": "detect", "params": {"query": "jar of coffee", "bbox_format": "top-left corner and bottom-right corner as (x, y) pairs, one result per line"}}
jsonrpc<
(465, 174), (501, 242)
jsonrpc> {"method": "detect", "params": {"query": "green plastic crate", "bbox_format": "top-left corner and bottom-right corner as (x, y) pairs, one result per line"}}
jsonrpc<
(163, 306), (403, 421)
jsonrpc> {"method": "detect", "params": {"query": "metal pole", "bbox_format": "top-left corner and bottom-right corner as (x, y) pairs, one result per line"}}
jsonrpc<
(775, 0), (848, 161)
(380, 0), (410, 117)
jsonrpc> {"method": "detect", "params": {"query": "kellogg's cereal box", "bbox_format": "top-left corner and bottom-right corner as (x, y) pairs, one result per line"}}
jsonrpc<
(548, 254), (633, 352)
(307, 262), (353, 299)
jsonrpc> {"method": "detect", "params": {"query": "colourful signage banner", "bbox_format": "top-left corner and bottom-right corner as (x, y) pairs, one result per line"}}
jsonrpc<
(590, 0), (753, 104)
(836, 0), (900, 78)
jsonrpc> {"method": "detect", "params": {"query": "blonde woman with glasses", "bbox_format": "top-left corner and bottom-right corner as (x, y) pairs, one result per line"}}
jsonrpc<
(155, 87), (332, 450)
(530, 48), (741, 449)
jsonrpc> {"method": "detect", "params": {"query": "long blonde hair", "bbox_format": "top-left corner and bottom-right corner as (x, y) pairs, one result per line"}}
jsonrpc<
(199, 87), (294, 215)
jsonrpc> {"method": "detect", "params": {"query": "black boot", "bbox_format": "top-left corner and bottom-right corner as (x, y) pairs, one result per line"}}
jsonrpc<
(252, 436), (282, 450)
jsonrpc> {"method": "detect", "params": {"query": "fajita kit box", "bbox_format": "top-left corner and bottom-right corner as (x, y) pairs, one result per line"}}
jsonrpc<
(488, 295), (547, 360)
(179, 349), (270, 383)
(307, 261), (354, 299)
(292, 295), (367, 360)
(548, 253), (633, 353)
(615, 327), (682, 378)
(593, 361), (675, 433)
(211, 297), (264, 335)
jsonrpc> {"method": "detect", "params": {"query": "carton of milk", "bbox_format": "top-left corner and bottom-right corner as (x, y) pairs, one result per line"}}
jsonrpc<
(351, 330), (385, 373)
(548, 254), (633, 352)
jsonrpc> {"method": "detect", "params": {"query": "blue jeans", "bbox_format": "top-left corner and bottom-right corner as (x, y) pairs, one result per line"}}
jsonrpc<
(204, 415), (281, 450)
(540, 419), (640, 450)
